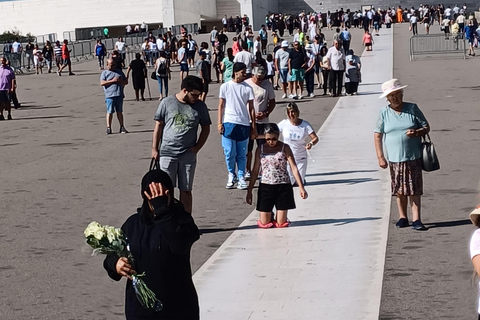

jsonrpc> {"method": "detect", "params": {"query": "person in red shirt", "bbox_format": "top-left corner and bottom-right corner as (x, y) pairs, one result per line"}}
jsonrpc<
(57, 39), (75, 76)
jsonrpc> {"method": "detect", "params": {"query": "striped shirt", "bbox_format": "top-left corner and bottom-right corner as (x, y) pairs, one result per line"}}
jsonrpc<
(54, 45), (62, 57)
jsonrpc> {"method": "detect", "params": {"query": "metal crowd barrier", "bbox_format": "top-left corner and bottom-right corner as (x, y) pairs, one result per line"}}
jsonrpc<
(410, 33), (467, 61)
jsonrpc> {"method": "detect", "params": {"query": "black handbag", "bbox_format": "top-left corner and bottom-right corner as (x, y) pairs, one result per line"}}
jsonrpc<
(422, 133), (440, 172)
(149, 158), (160, 171)
(150, 71), (157, 80)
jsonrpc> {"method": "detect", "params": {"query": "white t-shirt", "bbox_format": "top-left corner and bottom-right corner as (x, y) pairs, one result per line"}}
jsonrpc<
(471, 229), (480, 313)
(116, 41), (126, 53)
(410, 16), (418, 23)
(278, 119), (314, 156)
(233, 51), (254, 73)
(253, 40), (260, 53)
(445, 8), (452, 17)
(326, 46), (345, 71)
(219, 81), (254, 126)
(275, 49), (290, 69)
(12, 42), (21, 53)
(245, 78), (275, 124)
(156, 39), (165, 51)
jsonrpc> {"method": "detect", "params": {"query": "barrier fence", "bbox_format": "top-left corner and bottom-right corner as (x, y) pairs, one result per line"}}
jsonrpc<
(410, 33), (467, 61)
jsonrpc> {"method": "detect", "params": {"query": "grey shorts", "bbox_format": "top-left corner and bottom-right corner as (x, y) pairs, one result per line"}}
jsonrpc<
(160, 151), (197, 191)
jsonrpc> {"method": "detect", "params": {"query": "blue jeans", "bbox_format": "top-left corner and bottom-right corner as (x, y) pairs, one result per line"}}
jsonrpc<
(156, 75), (168, 96)
(221, 136), (249, 178)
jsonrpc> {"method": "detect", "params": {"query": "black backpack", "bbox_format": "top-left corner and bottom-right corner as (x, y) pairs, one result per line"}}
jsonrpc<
(156, 59), (167, 77)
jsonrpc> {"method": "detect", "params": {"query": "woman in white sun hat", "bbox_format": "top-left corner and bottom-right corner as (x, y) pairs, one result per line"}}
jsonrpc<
(374, 79), (430, 231)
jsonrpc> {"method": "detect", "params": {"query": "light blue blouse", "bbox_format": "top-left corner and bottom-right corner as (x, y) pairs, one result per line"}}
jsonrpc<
(374, 102), (429, 163)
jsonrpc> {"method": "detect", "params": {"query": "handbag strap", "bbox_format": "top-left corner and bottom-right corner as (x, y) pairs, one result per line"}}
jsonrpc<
(422, 133), (432, 142)
(149, 158), (160, 171)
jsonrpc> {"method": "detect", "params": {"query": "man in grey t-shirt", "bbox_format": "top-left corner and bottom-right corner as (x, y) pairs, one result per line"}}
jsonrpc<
(151, 76), (211, 214)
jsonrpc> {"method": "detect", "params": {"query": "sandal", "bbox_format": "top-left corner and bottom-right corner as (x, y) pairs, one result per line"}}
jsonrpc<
(257, 220), (274, 229)
(273, 220), (290, 228)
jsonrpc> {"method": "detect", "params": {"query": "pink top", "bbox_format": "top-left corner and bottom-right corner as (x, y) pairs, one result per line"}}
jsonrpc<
(260, 144), (290, 185)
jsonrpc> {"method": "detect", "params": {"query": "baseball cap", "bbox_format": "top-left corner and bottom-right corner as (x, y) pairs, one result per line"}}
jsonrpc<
(281, 40), (289, 48)
(252, 66), (266, 77)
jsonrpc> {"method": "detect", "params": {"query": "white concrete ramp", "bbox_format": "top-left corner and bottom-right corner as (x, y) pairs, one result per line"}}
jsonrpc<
(193, 29), (394, 320)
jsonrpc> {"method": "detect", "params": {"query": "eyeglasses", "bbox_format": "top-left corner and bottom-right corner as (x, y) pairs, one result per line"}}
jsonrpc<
(265, 138), (278, 142)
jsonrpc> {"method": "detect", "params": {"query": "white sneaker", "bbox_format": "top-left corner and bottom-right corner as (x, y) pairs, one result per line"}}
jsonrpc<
(282, 93), (287, 99)
(226, 174), (236, 189)
(237, 177), (248, 190)
(309, 93), (315, 98)
(298, 95), (303, 99)
(288, 94), (296, 99)
(245, 171), (251, 181)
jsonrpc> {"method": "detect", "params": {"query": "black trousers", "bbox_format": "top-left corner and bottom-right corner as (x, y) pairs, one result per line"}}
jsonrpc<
(305, 69), (315, 95)
(321, 69), (330, 94)
(329, 70), (344, 96)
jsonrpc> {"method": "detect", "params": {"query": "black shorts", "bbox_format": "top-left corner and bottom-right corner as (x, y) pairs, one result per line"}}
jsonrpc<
(257, 183), (296, 212)
(0, 90), (9, 103)
(187, 51), (196, 59)
(203, 81), (209, 93)
(248, 123), (267, 152)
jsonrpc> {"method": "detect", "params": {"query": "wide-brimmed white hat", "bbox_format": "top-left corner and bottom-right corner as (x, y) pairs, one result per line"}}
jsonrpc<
(470, 205), (480, 227)
(379, 78), (408, 99)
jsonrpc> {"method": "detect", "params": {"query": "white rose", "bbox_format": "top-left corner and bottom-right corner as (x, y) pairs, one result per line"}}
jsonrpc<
(93, 228), (106, 240)
(84, 221), (102, 237)
(105, 226), (117, 243)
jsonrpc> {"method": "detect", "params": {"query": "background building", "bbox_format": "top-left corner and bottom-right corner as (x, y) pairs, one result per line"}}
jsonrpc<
(0, 0), (478, 40)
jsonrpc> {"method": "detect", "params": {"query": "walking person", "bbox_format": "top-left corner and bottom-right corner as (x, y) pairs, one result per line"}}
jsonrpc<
(54, 40), (63, 71)
(103, 169), (201, 320)
(0, 57), (16, 120)
(374, 79), (430, 230)
(244, 66), (276, 180)
(410, 13), (419, 35)
(233, 45), (255, 79)
(42, 41), (54, 73)
(344, 49), (361, 95)
(288, 41), (307, 99)
(275, 40), (290, 99)
(319, 46), (331, 96)
(33, 45), (44, 75)
(151, 76), (211, 214)
(154, 51), (171, 100)
(177, 41), (189, 80)
(194, 51), (210, 102)
(25, 40), (34, 70)
(278, 102), (318, 186)
(325, 40), (345, 97)
(217, 62), (258, 190)
(362, 30), (374, 51)
(220, 48), (234, 83)
(95, 39), (107, 70)
(246, 123), (308, 228)
(101, 58), (128, 135)
(57, 39), (75, 76)
(304, 44), (316, 98)
(115, 37), (127, 68)
(126, 53), (147, 101)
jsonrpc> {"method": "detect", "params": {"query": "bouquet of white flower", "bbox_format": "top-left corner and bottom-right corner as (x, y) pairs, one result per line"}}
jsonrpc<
(84, 221), (163, 312)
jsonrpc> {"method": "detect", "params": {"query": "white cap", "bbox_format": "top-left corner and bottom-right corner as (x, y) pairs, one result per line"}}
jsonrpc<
(281, 40), (289, 48)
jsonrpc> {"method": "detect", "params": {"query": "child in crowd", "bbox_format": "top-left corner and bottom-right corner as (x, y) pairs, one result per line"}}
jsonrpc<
(362, 30), (374, 51)
(246, 124), (308, 229)
(265, 54), (275, 86)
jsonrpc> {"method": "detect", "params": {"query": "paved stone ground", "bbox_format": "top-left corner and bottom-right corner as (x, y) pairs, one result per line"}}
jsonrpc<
(379, 23), (480, 319)
(0, 29), (365, 319)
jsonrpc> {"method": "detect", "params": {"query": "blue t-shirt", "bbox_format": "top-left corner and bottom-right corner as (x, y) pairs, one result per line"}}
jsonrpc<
(374, 102), (428, 162)
(259, 29), (268, 40)
(100, 69), (126, 98)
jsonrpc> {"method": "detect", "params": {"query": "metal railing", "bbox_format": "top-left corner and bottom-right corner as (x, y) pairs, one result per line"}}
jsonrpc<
(410, 33), (467, 61)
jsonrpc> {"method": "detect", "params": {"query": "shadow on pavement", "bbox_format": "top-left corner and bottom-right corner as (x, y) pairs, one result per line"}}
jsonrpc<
(424, 219), (472, 229)
(306, 169), (378, 177)
(306, 177), (379, 186)
(126, 129), (154, 134)
(199, 217), (381, 234)
(13, 115), (73, 120)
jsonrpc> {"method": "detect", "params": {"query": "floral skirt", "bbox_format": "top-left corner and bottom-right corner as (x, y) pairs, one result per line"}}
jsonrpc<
(389, 158), (423, 196)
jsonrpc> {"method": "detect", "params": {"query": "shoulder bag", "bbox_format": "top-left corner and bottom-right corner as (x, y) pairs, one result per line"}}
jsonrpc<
(422, 133), (440, 172)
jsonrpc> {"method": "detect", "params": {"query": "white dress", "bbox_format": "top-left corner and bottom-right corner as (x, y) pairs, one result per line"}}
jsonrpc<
(278, 119), (314, 184)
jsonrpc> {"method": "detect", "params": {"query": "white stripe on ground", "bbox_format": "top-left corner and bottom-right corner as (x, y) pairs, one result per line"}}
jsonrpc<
(193, 28), (393, 320)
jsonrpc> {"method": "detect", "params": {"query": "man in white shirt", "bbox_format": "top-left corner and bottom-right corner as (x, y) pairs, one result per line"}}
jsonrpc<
(217, 62), (257, 189)
(156, 36), (165, 52)
(253, 36), (261, 54)
(233, 46), (255, 78)
(126, 24), (132, 35)
(115, 37), (127, 62)
(325, 40), (345, 97)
